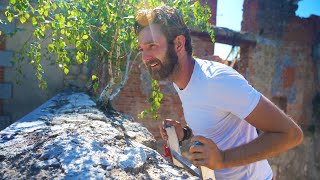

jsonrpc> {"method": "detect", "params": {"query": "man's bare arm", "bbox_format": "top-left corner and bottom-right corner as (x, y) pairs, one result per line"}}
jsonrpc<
(222, 95), (304, 168)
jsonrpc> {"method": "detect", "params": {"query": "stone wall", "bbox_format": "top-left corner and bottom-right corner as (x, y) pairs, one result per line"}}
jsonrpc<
(240, 0), (320, 179)
(241, 0), (319, 126)
(268, 129), (320, 180)
(0, 0), (13, 130)
(0, 0), (92, 130)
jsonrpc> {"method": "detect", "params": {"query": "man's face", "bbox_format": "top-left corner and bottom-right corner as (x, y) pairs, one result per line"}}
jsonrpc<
(138, 24), (178, 80)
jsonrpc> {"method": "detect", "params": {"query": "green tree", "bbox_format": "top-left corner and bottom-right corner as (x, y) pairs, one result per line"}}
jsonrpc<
(2, 0), (214, 119)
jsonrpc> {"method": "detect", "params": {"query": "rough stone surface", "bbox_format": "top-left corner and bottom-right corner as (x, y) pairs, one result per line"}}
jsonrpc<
(241, 0), (320, 126)
(0, 91), (197, 179)
(269, 130), (320, 180)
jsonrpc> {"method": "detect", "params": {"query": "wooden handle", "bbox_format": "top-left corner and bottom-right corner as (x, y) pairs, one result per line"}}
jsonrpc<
(165, 126), (183, 168)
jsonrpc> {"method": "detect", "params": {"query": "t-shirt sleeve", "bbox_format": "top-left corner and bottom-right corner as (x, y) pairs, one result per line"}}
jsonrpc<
(208, 67), (261, 119)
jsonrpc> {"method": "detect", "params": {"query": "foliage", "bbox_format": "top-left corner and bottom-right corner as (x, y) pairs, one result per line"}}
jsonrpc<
(137, 80), (163, 120)
(2, 0), (214, 120)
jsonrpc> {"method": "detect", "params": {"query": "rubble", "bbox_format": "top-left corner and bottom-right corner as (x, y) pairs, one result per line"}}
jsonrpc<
(0, 91), (197, 179)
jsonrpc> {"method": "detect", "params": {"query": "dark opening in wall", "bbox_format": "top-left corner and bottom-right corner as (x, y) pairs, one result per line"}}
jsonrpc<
(312, 93), (320, 125)
(272, 96), (287, 113)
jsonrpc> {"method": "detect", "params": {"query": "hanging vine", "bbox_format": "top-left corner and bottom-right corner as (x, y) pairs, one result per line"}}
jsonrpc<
(1, 0), (214, 120)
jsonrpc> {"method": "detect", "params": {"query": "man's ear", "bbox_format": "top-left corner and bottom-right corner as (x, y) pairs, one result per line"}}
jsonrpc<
(174, 35), (186, 53)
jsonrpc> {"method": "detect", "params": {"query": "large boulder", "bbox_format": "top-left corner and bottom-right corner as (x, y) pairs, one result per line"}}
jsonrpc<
(0, 91), (197, 179)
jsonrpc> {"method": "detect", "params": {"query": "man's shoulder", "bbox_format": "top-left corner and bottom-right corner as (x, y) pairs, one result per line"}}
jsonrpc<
(194, 58), (236, 78)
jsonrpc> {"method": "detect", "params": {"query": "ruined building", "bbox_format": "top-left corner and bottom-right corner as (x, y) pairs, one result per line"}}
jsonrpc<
(111, 0), (320, 179)
(0, 0), (319, 179)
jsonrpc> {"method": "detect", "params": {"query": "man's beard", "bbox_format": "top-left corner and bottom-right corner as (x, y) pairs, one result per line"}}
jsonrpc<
(146, 45), (178, 81)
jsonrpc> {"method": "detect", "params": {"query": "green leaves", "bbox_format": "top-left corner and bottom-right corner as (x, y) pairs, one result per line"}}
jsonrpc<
(76, 51), (84, 64)
(5, 0), (215, 121)
(10, 0), (16, 5)
(63, 68), (69, 74)
(20, 16), (26, 24)
(48, 44), (54, 53)
(82, 35), (89, 40)
(32, 17), (37, 26)
(92, 75), (99, 92)
(138, 80), (163, 120)
(91, 75), (97, 81)
(5, 11), (13, 22)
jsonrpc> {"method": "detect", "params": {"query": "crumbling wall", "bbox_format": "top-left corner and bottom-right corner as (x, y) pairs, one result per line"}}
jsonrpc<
(268, 130), (320, 180)
(241, 0), (320, 179)
(241, 0), (319, 126)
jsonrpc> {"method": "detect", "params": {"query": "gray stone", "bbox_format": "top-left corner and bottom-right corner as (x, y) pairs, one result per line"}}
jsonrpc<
(82, 65), (89, 74)
(0, 51), (13, 67)
(0, 83), (12, 99)
(68, 65), (81, 75)
(0, 91), (197, 179)
(118, 147), (147, 172)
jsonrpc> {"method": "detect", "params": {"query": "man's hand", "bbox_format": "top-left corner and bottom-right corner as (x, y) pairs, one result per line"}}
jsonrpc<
(189, 136), (225, 170)
(159, 119), (184, 141)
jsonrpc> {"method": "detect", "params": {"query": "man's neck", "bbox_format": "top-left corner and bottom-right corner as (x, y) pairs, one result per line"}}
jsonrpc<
(171, 56), (195, 90)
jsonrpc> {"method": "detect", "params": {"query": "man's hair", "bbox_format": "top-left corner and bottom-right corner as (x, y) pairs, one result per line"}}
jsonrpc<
(134, 6), (193, 56)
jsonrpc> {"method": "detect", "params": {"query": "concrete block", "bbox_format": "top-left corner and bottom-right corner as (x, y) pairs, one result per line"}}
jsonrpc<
(0, 83), (12, 99)
(0, 51), (13, 67)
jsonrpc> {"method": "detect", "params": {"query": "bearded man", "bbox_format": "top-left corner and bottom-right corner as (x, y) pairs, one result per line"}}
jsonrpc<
(134, 6), (303, 180)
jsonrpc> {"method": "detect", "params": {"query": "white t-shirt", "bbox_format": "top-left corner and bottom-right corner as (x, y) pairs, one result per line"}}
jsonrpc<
(173, 58), (273, 180)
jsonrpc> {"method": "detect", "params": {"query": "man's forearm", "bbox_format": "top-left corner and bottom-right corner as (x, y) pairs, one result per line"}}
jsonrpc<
(222, 128), (303, 169)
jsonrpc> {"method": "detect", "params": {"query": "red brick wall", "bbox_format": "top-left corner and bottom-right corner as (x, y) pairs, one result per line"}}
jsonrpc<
(242, 0), (259, 33)
(200, 0), (217, 25)
(241, 0), (319, 126)
(239, 2), (320, 179)
(111, 62), (185, 139)
(282, 17), (318, 125)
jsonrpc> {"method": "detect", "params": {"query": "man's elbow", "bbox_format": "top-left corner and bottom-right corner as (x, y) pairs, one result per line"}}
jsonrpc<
(288, 125), (304, 147)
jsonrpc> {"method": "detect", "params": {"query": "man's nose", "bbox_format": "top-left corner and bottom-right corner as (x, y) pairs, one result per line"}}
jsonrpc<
(141, 52), (153, 63)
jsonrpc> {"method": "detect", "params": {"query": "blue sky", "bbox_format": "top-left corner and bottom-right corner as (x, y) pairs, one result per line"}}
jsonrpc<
(296, 0), (320, 17)
(214, 0), (320, 60)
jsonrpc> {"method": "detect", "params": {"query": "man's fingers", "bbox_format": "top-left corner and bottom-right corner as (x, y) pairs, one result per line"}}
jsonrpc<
(159, 125), (168, 140)
(190, 151), (210, 167)
(192, 159), (207, 167)
(163, 119), (180, 127)
(191, 152), (205, 160)
(192, 159), (208, 167)
(189, 143), (205, 153)
(191, 135), (210, 145)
